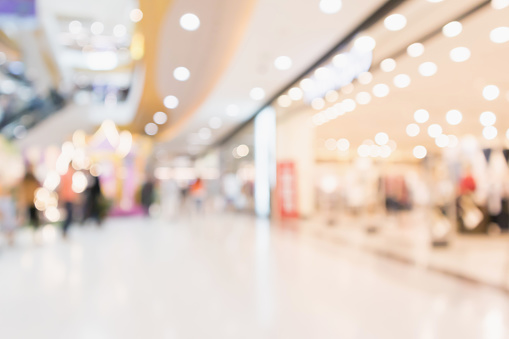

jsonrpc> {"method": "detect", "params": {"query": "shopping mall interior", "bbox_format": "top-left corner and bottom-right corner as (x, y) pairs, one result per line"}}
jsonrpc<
(1, 0), (509, 337)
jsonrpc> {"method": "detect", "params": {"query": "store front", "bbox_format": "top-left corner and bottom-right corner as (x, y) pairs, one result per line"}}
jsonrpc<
(273, 0), (509, 244)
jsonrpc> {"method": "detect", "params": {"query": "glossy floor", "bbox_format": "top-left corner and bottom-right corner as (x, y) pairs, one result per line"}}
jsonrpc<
(1, 214), (508, 339)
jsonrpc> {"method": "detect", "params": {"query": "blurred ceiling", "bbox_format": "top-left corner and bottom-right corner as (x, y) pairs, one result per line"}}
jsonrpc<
(311, 0), (509, 160)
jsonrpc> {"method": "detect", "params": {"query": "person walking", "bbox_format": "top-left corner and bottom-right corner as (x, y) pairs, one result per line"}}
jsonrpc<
(59, 167), (78, 239)
(20, 169), (40, 234)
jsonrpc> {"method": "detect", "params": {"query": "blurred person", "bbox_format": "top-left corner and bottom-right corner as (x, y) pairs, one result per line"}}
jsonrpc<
(0, 185), (17, 246)
(83, 176), (104, 225)
(140, 178), (155, 216)
(59, 167), (78, 239)
(190, 178), (206, 213)
(20, 168), (40, 231)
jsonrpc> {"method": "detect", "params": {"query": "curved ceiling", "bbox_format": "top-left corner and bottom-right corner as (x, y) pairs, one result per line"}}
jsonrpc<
(151, 0), (386, 155)
(133, 0), (257, 135)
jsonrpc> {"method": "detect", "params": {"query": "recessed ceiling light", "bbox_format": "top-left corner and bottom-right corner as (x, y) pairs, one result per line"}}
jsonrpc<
(442, 21), (463, 37)
(435, 134), (449, 148)
(414, 109), (429, 123)
(113, 24), (127, 37)
(372, 83), (389, 97)
(492, 0), (509, 9)
(199, 127), (211, 140)
(413, 146), (427, 159)
(393, 74), (411, 88)
(428, 124), (443, 138)
(226, 104), (240, 116)
(90, 22), (104, 35)
(274, 56), (292, 70)
(209, 117), (222, 129)
(145, 123), (158, 136)
(174, 67), (190, 81)
(483, 85), (500, 101)
(250, 87), (265, 101)
(311, 98), (325, 110)
(300, 78), (315, 92)
(163, 95), (179, 109)
(325, 90), (339, 103)
(337, 138), (350, 151)
(354, 36), (376, 52)
(406, 123), (420, 137)
(375, 132), (389, 145)
(288, 87), (303, 101)
(153, 111), (168, 125)
(333, 53), (348, 68)
(319, 0), (342, 14)
(69, 20), (82, 34)
(180, 13), (200, 31)
(130, 9), (143, 23)
(384, 14), (407, 31)
(407, 43), (424, 57)
(446, 109), (462, 125)
(358, 72), (373, 84)
(356, 92), (371, 105)
(480, 111), (496, 126)
(490, 27), (509, 43)
(418, 62), (437, 77)
(342, 99), (356, 112)
(483, 126), (498, 140)
(380, 58), (396, 72)
(449, 47), (470, 62)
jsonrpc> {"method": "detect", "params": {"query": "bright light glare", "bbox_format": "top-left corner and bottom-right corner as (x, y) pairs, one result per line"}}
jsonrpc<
(384, 14), (407, 31)
(69, 21), (82, 34)
(180, 13), (200, 31)
(319, 0), (342, 14)
(492, 0), (509, 9)
(130, 9), (143, 23)
(72, 171), (88, 194)
(116, 131), (133, 158)
(380, 58), (396, 72)
(250, 87), (265, 101)
(113, 24), (127, 37)
(153, 111), (168, 125)
(289, 87), (303, 100)
(226, 104), (240, 116)
(414, 109), (429, 123)
(449, 47), (470, 62)
(333, 53), (348, 68)
(406, 123), (420, 137)
(483, 85), (500, 101)
(164, 95), (179, 109)
(428, 124), (443, 138)
(480, 111), (496, 126)
(173, 67), (190, 81)
(236, 144), (250, 157)
(358, 145), (370, 157)
(145, 123), (158, 136)
(442, 21), (463, 37)
(354, 36), (376, 52)
(490, 27), (509, 44)
(435, 134), (449, 148)
(483, 126), (498, 140)
(413, 146), (427, 159)
(311, 98), (325, 110)
(358, 72), (373, 84)
(407, 43), (424, 57)
(85, 51), (119, 71)
(373, 83), (390, 97)
(337, 138), (350, 151)
(209, 117), (222, 129)
(91, 22), (104, 35)
(419, 62), (437, 77)
(356, 92), (371, 105)
(446, 109), (462, 125)
(274, 56), (292, 70)
(375, 132), (389, 145)
(393, 74), (411, 88)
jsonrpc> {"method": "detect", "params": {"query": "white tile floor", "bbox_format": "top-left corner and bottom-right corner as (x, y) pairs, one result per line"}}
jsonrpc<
(1, 214), (509, 339)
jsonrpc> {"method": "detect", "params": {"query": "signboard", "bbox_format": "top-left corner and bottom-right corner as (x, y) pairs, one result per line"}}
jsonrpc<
(277, 161), (298, 218)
